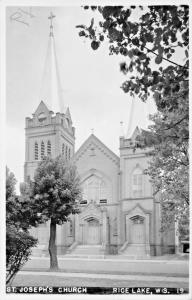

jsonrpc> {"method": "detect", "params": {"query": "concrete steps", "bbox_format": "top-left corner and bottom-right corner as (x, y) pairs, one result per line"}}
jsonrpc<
(67, 244), (105, 258)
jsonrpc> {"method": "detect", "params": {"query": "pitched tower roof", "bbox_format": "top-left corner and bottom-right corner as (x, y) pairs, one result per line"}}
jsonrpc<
(126, 97), (136, 139)
(39, 12), (64, 113)
(125, 97), (149, 139)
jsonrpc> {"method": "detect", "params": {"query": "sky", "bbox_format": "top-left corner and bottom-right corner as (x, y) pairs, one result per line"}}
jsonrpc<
(6, 6), (158, 193)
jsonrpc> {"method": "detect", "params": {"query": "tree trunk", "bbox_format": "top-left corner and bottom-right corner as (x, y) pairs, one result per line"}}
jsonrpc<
(49, 219), (58, 270)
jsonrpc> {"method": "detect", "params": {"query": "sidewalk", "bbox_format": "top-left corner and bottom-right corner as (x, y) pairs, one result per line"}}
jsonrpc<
(22, 256), (189, 277)
(12, 269), (189, 289)
(19, 270), (189, 283)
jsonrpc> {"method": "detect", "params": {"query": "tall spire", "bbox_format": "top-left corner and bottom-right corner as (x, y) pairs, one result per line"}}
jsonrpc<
(126, 97), (135, 138)
(39, 12), (64, 113)
(126, 96), (149, 139)
(48, 12), (55, 37)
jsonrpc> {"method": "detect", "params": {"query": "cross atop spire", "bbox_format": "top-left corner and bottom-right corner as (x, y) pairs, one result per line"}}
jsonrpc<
(39, 12), (64, 113)
(48, 12), (55, 37)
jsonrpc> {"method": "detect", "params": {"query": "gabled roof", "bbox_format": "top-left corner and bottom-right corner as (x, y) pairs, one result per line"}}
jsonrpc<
(74, 134), (119, 166)
(34, 100), (50, 116)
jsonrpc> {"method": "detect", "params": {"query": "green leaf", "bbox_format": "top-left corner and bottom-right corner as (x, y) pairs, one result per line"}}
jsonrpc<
(167, 53), (172, 59)
(185, 49), (188, 58)
(178, 41), (183, 47)
(79, 31), (86, 37)
(132, 37), (139, 46)
(91, 40), (100, 50)
(155, 56), (163, 64)
(145, 32), (153, 43)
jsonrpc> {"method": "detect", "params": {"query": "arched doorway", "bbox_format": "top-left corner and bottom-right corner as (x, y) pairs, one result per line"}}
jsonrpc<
(130, 215), (145, 244)
(85, 217), (100, 245)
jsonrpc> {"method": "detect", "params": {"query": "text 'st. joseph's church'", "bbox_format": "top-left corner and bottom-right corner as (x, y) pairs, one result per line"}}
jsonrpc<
(24, 13), (176, 257)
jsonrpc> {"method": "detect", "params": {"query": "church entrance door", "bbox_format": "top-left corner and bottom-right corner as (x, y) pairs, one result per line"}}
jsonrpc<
(87, 218), (100, 245)
(130, 216), (145, 244)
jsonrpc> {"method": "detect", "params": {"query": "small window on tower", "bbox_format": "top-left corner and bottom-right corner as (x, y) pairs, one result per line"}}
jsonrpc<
(41, 141), (45, 159)
(47, 140), (51, 156)
(34, 142), (38, 160)
(68, 148), (71, 160)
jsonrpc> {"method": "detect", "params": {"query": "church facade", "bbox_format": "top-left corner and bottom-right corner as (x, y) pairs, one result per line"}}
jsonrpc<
(23, 14), (176, 258)
(24, 101), (176, 257)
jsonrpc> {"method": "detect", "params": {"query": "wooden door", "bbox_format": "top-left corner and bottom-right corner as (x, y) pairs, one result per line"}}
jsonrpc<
(87, 219), (100, 244)
(130, 218), (145, 244)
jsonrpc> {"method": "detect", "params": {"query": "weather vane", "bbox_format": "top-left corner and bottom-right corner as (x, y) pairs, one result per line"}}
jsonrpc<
(48, 12), (55, 37)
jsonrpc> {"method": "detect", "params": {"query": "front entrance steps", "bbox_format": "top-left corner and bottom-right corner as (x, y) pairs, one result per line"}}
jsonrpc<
(65, 244), (105, 258)
(119, 243), (150, 259)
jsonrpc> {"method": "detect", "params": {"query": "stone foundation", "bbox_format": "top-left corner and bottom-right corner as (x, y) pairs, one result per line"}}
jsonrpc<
(150, 244), (163, 256)
(32, 243), (176, 257)
(162, 245), (176, 255)
(105, 244), (119, 255)
(150, 244), (176, 256)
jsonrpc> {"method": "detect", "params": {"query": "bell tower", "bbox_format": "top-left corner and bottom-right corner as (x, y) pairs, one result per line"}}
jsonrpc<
(24, 12), (75, 182)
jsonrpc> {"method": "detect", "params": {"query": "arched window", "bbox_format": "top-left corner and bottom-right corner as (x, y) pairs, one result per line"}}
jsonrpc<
(62, 143), (65, 155)
(41, 141), (45, 159)
(65, 145), (68, 160)
(82, 176), (108, 204)
(34, 142), (38, 160)
(68, 148), (71, 160)
(132, 167), (143, 198)
(47, 140), (51, 156)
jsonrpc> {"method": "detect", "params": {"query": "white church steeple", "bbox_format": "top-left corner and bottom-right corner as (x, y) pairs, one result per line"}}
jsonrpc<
(39, 12), (64, 113)
(125, 96), (151, 139)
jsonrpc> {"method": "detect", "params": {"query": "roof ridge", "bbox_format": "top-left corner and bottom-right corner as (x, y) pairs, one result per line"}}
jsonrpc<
(74, 134), (119, 164)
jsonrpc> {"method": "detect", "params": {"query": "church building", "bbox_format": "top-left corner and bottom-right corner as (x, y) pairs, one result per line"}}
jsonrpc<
(24, 13), (176, 258)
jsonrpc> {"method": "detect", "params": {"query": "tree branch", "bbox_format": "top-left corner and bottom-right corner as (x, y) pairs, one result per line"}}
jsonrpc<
(143, 45), (188, 69)
(163, 114), (188, 130)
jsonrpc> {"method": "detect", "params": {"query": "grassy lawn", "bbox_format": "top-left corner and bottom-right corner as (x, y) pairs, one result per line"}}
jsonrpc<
(11, 274), (189, 289)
